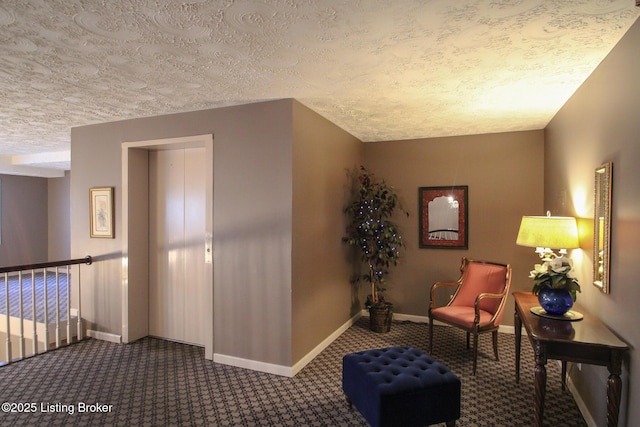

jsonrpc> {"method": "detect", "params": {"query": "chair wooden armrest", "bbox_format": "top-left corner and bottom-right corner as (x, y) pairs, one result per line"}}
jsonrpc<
(475, 291), (506, 303)
(474, 291), (508, 326)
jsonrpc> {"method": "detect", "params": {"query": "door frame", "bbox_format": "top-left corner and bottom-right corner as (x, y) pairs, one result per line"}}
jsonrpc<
(121, 134), (214, 359)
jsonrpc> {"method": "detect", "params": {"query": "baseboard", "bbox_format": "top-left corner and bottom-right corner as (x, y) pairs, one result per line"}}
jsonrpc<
(374, 310), (516, 335)
(392, 312), (428, 323)
(213, 311), (364, 378)
(563, 362), (597, 427)
(87, 329), (122, 344)
(291, 311), (363, 376)
(213, 353), (293, 377)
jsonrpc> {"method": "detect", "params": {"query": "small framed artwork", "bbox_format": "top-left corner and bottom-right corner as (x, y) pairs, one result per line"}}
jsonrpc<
(90, 187), (115, 238)
(419, 185), (468, 249)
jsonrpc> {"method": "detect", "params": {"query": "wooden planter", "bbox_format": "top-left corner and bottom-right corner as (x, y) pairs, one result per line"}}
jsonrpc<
(369, 305), (392, 333)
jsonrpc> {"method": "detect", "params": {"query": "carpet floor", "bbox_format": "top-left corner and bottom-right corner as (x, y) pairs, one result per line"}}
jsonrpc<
(0, 272), (70, 323)
(0, 317), (587, 426)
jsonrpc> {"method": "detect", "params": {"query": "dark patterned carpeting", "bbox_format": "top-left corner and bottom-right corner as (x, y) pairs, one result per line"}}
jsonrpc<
(0, 272), (70, 323)
(0, 317), (587, 426)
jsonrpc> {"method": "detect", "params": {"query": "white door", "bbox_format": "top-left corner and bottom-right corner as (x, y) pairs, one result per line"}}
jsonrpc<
(148, 147), (206, 346)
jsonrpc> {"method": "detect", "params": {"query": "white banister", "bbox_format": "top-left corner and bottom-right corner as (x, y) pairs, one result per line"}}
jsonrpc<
(55, 267), (61, 348)
(43, 269), (48, 352)
(4, 272), (11, 364)
(66, 265), (71, 346)
(18, 271), (24, 359)
(76, 265), (82, 341)
(0, 256), (92, 365)
(31, 269), (38, 356)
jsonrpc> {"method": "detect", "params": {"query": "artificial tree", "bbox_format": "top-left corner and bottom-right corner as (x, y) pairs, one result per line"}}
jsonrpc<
(343, 166), (407, 330)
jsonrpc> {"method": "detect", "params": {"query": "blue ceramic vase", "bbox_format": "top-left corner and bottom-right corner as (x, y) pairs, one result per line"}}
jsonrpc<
(538, 286), (574, 316)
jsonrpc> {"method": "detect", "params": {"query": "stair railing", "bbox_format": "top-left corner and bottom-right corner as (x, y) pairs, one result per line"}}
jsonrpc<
(0, 256), (92, 365)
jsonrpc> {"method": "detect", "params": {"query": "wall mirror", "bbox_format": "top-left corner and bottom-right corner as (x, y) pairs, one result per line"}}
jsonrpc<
(419, 186), (468, 249)
(593, 162), (612, 293)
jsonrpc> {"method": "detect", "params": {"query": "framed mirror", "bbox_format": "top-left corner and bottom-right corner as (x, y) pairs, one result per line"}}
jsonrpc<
(419, 186), (468, 249)
(593, 162), (612, 293)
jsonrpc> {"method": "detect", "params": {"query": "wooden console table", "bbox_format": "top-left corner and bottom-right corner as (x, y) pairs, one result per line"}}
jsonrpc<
(513, 291), (629, 427)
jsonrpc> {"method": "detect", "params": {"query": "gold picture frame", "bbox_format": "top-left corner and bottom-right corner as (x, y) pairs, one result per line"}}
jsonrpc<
(90, 187), (114, 238)
(593, 163), (612, 293)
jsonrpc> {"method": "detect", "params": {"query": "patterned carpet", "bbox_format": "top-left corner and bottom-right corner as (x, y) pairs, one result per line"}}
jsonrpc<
(0, 272), (70, 323)
(0, 317), (587, 426)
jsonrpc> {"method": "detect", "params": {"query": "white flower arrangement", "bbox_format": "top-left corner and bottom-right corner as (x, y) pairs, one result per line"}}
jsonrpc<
(529, 256), (581, 301)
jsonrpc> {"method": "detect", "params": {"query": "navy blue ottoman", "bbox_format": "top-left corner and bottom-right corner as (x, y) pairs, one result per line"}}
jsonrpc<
(342, 346), (461, 427)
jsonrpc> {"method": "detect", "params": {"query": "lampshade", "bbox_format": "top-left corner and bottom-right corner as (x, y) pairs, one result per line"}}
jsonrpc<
(516, 215), (579, 250)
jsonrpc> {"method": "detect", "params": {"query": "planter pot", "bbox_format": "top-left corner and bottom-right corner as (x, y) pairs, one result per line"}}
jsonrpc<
(369, 305), (392, 333)
(537, 286), (573, 316)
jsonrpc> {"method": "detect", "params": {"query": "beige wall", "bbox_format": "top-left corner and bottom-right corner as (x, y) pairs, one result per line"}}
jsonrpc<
(363, 131), (544, 324)
(291, 100), (363, 363)
(0, 174), (48, 265)
(545, 17), (640, 427)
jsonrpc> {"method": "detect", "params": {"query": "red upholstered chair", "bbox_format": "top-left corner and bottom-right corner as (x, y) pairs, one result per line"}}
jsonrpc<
(429, 258), (512, 375)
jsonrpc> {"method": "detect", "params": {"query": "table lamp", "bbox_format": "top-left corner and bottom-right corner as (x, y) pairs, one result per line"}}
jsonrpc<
(516, 212), (579, 260)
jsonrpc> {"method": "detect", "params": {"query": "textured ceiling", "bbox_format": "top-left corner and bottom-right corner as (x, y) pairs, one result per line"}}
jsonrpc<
(1, 0), (639, 176)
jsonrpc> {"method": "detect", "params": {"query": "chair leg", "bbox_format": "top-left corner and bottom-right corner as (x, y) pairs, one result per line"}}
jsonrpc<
(466, 332), (470, 349)
(492, 330), (499, 361)
(428, 316), (434, 353)
(472, 333), (478, 376)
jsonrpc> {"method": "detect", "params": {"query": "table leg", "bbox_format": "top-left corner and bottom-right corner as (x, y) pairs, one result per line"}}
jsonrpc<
(607, 351), (623, 427)
(515, 308), (522, 383)
(533, 341), (547, 427)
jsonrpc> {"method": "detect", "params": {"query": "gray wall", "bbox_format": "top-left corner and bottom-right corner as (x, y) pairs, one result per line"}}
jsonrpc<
(364, 131), (545, 325)
(71, 100), (293, 366)
(70, 99), (361, 370)
(48, 171), (70, 261)
(0, 174), (48, 265)
(545, 17), (640, 427)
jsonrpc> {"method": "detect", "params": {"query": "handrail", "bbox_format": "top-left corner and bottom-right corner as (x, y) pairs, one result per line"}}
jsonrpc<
(0, 256), (92, 274)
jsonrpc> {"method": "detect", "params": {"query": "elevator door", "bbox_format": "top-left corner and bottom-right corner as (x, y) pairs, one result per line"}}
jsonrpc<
(148, 147), (206, 346)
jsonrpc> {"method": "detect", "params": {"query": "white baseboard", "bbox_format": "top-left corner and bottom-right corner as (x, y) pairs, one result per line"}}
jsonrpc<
(291, 311), (363, 376)
(373, 310), (516, 335)
(87, 329), (122, 344)
(392, 312), (428, 323)
(213, 353), (293, 377)
(213, 311), (364, 378)
(560, 361), (597, 427)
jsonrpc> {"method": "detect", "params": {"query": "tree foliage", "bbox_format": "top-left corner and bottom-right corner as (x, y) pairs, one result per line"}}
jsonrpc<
(343, 166), (407, 306)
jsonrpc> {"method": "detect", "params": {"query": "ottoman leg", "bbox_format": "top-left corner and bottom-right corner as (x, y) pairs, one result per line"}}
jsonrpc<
(446, 421), (456, 427)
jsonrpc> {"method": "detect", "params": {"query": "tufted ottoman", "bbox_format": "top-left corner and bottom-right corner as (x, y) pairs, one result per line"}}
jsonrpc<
(342, 346), (461, 427)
